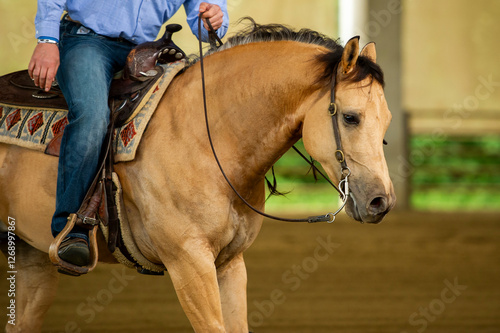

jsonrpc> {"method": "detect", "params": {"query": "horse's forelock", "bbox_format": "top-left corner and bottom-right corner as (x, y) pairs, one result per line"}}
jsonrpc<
(346, 55), (385, 87)
(316, 51), (385, 88)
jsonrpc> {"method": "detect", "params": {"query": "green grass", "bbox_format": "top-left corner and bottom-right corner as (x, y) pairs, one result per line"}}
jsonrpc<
(264, 140), (335, 213)
(410, 135), (500, 211)
(412, 186), (500, 211)
(265, 183), (341, 214)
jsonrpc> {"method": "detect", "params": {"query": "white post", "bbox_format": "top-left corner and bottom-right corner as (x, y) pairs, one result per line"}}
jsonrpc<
(338, 0), (369, 44)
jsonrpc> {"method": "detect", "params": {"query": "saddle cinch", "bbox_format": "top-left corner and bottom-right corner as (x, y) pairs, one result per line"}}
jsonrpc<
(0, 24), (186, 276)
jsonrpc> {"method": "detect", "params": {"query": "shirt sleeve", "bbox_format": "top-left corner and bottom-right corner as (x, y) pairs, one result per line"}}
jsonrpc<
(35, 0), (67, 41)
(183, 0), (229, 42)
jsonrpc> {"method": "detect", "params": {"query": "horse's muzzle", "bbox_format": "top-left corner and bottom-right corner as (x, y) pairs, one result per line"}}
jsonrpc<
(346, 191), (396, 224)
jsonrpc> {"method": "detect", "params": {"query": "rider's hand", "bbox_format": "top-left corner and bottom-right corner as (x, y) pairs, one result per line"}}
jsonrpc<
(28, 43), (60, 92)
(199, 2), (224, 31)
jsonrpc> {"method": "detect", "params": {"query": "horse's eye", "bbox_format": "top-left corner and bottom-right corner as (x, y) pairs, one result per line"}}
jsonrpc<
(383, 139), (388, 145)
(343, 114), (359, 125)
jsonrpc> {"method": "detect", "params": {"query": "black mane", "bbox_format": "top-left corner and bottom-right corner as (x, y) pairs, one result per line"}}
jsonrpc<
(192, 17), (384, 87)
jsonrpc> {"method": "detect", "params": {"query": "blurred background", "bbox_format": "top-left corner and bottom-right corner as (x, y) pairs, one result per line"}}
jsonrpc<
(0, 0), (499, 332)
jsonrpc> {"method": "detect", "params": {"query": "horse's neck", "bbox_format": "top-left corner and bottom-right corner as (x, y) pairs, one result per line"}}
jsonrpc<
(144, 42), (325, 192)
(200, 42), (324, 181)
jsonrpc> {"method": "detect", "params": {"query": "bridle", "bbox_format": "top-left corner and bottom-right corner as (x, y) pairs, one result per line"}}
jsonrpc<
(197, 16), (351, 223)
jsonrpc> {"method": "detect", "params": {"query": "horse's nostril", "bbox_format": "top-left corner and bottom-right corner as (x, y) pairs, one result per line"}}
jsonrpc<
(370, 196), (383, 208)
(368, 196), (387, 215)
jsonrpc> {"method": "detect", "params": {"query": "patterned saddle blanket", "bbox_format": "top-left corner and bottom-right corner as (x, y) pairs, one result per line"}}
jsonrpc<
(0, 60), (186, 162)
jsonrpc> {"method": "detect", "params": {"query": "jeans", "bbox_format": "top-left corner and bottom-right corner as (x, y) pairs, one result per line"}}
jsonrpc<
(52, 18), (135, 240)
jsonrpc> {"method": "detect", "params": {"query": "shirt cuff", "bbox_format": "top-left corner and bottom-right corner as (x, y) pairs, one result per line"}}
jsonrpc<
(35, 20), (61, 42)
(38, 36), (59, 43)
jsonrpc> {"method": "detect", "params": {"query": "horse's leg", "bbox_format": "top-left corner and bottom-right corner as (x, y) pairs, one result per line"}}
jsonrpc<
(217, 253), (248, 332)
(163, 243), (226, 332)
(2, 238), (59, 333)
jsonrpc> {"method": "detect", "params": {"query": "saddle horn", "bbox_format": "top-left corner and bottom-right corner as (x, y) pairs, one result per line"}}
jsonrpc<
(123, 24), (186, 80)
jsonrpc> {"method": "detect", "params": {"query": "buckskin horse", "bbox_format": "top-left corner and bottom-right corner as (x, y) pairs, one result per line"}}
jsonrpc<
(0, 20), (395, 332)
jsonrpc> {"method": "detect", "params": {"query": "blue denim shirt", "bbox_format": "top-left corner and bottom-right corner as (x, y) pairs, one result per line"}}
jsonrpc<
(35, 0), (228, 44)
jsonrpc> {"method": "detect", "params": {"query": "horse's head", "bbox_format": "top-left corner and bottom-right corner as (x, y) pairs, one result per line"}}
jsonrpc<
(303, 37), (395, 223)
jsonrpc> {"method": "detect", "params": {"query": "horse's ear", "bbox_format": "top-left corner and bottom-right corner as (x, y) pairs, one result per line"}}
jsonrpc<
(339, 36), (360, 75)
(360, 42), (377, 63)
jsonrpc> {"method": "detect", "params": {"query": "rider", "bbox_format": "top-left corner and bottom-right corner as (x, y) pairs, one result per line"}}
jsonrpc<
(29, 0), (228, 268)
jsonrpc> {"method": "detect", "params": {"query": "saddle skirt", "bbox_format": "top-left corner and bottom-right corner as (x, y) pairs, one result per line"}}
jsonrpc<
(0, 60), (186, 162)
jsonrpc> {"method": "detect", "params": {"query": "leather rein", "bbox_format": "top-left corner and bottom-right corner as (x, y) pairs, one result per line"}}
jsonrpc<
(197, 16), (351, 223)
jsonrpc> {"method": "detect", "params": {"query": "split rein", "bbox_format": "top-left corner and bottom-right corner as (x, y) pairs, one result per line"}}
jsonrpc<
(197, 16), (351, 223)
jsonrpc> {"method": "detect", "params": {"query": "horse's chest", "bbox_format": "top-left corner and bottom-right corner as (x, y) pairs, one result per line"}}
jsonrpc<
(215, 213), (262, 267)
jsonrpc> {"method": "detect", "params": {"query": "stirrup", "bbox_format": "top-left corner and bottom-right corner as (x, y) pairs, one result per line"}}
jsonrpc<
(48, 213), (99, 276)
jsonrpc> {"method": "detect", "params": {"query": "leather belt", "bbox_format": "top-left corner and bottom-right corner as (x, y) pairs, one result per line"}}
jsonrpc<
(63, 14), (135, 44)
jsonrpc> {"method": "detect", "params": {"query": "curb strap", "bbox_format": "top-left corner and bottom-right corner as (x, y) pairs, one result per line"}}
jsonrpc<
(197, 16), (348, 223)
